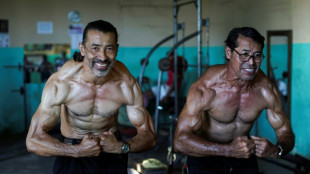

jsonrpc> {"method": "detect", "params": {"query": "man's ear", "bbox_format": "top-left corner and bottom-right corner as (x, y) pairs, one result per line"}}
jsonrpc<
(225, 46), (232, 60)
(79, 43), (85, 56)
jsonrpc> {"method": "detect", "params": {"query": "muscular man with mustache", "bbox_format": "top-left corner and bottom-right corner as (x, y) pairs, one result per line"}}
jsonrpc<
(173, 27), (295, 174)
(26, 20), (156, 174)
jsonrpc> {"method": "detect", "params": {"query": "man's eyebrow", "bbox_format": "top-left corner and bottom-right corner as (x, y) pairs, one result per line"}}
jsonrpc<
(241, 49), (251, 52)
(91, 44), (115, 47)
(241, 49), (262, 53)
(91, 43), (101, 47)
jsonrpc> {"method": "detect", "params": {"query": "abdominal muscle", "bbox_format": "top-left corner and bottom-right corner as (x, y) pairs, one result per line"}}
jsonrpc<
(196, 115), (254, 144)
(60, 105), (119, 139)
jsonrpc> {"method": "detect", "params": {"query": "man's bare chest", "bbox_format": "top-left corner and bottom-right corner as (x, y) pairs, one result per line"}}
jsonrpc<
(65, 82), (128, 117)
(208, 89), (265, 123)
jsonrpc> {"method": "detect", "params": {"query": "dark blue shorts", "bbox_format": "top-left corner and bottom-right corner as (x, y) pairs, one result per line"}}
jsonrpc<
(187, 155), (258, 174)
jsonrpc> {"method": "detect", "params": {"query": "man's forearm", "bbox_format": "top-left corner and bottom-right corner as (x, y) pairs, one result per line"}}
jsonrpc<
(277, 131), (295, 155)
(174, 133), (227, 157)
(26, 133), (78, 157)
(127, 130), (156, 152)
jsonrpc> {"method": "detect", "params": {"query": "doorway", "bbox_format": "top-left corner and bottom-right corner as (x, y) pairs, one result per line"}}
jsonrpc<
(267, 30), (292, 119)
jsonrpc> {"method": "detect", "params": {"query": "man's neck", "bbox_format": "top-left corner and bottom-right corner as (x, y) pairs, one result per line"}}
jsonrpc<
(80, 66), (111, 85)
(224, 65), (253, 90)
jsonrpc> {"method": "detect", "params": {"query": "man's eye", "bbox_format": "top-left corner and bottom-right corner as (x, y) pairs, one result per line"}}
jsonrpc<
(106, 47), (114, 51)
(92, 47), (100, 51)
(254, 53), (262, 57)
(241, 53), (250, 57)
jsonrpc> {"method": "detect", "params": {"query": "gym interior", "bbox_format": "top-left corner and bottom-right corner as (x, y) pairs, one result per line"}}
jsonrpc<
(0, 0), (309, 173)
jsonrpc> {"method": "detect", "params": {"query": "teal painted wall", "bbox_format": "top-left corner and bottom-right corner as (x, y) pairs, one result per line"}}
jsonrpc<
(291, 43), (310, 157)
(0, 48), (24, 134)
(1, 43), (309, 158)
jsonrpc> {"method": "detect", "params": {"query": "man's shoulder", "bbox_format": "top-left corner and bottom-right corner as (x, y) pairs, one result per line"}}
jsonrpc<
(252, 71), (278, 101)
(189, 76), (216, 100)
(202, 64), (226, 78)
(47, 60), (81, 85)
(195, 64), (226, 88)
(253, 70), (274, 88)
(55, 60), (82, 79)
(111, 61), (136, 84)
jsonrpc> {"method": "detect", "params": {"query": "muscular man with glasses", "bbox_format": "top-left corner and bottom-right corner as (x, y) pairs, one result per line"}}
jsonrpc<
(174, 27), (294, 173)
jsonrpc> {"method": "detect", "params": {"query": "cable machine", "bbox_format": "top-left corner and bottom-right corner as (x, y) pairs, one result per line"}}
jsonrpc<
(137, 1), (210, 172)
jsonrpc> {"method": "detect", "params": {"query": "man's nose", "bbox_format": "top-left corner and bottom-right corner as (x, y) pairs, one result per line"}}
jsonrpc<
(97, 49), (106, 59)
(247, 56), (255, 65)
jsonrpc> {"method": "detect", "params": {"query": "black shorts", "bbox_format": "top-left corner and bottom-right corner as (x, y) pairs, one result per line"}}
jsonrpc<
(186, 155), (258, 174)
(53, 131), (128, 174)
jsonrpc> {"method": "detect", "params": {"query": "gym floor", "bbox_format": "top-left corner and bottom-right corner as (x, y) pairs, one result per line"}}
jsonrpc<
(0, 130), (296, 174)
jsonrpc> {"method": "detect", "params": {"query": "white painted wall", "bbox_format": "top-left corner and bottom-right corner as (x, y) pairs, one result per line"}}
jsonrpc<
(292, 0), (310, 43)
(1, 0), (309, 47)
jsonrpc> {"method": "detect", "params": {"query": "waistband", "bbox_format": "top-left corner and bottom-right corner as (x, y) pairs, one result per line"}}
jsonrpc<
(62, 130), (122, 145)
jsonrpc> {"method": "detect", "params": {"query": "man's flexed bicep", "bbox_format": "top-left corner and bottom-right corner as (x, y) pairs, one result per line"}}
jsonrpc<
(26, 79), (70, 156)
(126, 82), (156, 152)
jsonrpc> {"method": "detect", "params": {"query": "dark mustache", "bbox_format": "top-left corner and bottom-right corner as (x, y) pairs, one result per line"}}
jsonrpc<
(93, 58), (111, 64)
(241, 64), (256, 69)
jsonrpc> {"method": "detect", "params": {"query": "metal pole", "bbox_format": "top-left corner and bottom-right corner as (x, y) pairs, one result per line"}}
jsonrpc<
(154, 71), (163, 133)
(197, 0), (202, 77)
(181, 23), (185, 57)
(173, 0), (179, 118)
(138, 34), (175, 85)
(205, 18), (210, 68)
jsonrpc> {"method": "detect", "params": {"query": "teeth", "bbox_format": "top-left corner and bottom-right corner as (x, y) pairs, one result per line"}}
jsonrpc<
(96, 63), (107, 67)
(244, 69), (254, 72)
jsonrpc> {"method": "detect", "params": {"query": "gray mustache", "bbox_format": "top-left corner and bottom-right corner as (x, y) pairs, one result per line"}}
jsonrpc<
(94, 59), (111, 65)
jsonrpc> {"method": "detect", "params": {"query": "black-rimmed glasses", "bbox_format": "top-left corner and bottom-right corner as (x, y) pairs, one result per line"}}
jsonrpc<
(232, 49), (265, 63)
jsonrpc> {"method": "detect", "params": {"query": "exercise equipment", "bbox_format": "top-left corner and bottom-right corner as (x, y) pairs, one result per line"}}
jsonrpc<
(137, 1), (211, 173)
(138, 23), (185, 86)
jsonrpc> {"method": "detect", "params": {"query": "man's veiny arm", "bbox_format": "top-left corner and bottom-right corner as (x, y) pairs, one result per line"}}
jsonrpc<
(26, 79), (100, 157)
(26, 80), (71, 156)
(126, 81), (156, 152)
(265, 84), (295, 156)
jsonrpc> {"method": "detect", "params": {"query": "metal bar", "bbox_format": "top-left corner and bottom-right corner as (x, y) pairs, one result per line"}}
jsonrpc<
(181, 22), (186, 57)
(138, 34), (175, 85)
(176, 0), (196, 8)
(166, 31), (199, 56)
(205, 18), (210, 68)
(154, 71), (163, 133)
(173, 0), (179, 120)
(197, 0), (202, 77)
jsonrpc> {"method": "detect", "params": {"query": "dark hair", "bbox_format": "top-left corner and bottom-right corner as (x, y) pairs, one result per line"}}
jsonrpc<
(73, 20), (118, 62)
(225, 27), (265, 51)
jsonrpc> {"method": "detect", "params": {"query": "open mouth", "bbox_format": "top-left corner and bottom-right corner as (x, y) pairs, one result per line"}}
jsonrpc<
(95, 62), (109, 70)
(96, 62), (107, 67)
(241, 68), (256, 75)
(93, 58), (111, 71)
